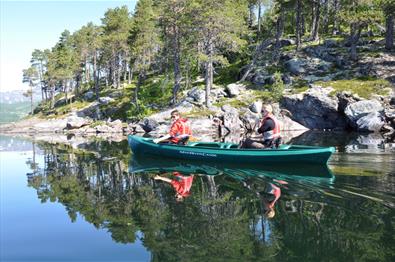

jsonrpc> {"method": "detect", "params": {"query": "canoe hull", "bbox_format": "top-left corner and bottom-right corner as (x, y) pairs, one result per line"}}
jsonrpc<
(128, 135), (335, 165)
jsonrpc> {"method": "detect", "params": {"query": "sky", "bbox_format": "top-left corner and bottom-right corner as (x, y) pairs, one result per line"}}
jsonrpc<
(0, 0), (137, 92)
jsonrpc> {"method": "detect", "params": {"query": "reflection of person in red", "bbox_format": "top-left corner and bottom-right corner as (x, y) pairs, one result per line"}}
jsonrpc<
(243, 179), (286, 219)
(261, 182), (282, 219)
(154, 172), (194, 201)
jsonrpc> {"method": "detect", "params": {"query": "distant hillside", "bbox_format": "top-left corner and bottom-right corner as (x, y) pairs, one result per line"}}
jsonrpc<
(0, 102), (32, 124)
(0, 89), (41, 104)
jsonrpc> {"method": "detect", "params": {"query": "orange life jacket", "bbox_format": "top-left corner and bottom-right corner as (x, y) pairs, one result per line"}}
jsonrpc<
(171, 172), (194, 197)
(261, 114), (281, 140)
(169, 118), (192, 143)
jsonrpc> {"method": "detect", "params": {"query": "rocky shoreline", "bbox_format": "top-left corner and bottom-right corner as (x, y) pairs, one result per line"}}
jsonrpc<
(1, 85), (394, 146)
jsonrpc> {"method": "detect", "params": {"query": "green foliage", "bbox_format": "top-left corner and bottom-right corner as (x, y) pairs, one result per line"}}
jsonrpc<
(215, 60), (245, 86)
(130, 0), (160, 73)
(317, 78), (392, 99)
(268, 72), (284, 101)
(289, 86), (309, 94)
(53, 100), (91, 116)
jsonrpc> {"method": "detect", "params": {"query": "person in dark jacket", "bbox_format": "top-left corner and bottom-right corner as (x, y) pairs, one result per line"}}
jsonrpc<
(241, 104), (282, 149)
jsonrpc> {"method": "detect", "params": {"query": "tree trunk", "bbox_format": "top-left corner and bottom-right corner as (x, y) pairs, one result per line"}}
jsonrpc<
(30, 83), (33, 115)
(185, 58), (190, 90)
(248, 3), (254, 28)
(205, 41), (213, 108)
(112, 53), (116, 88)
(116, 54), (121, 89)
(123, 59), (128, 85)
(64, 80), (68, 104)
(350, 23), (362, 61)
(39, 61), (44, 101)
(275, 6), (284, 49)
(172, 26), (181, 105)
(386, 14), (394, 50)
(296, 0), (302, 50)
(93, 51), (99, 100)
(322, 0), (329, 35)
(258, 1), (262, 34)
(85, 57), (90, 83)
(311, 0), (320, 41)
(50, 85), (55, 109)
(134, 72), (144, 106)
(129, 67), (133, 85)
(75, 71), (81, 96)
(332, 0), (340, 35)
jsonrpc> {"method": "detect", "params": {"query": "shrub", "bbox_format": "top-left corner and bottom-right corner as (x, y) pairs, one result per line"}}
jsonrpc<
(268, 72), (284, 101)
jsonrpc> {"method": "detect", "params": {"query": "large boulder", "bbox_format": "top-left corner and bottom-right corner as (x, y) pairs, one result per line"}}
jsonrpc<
(225, 83), (245, 97)
(355, 112), (385, 132)
(249, 101), (262, 114)
(139, 118), (159, 133)
(66, 115), (91, 130)
(76, 102), (102, 120)
(285, 58), (307, 75)
(187, 87), (206, 104)
(336, 91), (360, 113)
(99, 97), (114, 105)
(281, 87), (347, 130)
(344, 100), (384, 122)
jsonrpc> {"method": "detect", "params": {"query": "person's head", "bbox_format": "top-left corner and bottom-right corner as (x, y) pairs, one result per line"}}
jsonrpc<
(264, 207), (276, 219)
(170, 110), (181, 122)
(175, 193), (184, 202)
(261, 104), (273, 117)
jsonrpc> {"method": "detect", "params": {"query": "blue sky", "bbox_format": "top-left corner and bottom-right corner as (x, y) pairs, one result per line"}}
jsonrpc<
(0, 0), (137, 92)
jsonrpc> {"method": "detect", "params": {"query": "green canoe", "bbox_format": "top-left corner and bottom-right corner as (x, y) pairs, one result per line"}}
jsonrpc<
(128, 135), (335, 165)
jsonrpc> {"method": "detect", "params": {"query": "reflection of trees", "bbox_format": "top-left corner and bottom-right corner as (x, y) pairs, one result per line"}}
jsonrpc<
(26, 140), (394, 261)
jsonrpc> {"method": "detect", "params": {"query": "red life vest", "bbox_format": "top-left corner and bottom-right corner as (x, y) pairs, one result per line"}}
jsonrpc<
(261, 114), (281, 140)
(267, 184), (281, 208)
(170, 172), (194, 197)
(169, 118), (192, 143)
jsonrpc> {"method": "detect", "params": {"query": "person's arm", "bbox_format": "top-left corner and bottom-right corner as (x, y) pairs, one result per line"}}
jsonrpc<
(153, 134), (171, 144)
(257, 119), (275, 134)
(154, 175), (173, 184)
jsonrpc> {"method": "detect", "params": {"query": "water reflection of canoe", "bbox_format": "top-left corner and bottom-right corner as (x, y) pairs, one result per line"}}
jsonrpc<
(128, 135), (335, 165)
(129, 154), (335, 184)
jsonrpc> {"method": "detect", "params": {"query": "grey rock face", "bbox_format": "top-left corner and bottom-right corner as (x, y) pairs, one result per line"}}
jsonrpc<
(99, 97), (115, 105)
(66, 116), (91, 129)
(187, 87), (206, 104)
(139, 118), (159, 133)
(225, 83), (243, 97)
(355, 112), (385, 132)
(84, 91), (95, 100)
(249, 101), (262, 114)
(285, 58), (306, 75)
(281, 87), (347, 129)
(344, 100), (384, 122)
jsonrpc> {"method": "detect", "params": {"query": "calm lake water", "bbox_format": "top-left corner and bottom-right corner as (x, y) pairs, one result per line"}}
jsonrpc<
(1, 132), (394, 261)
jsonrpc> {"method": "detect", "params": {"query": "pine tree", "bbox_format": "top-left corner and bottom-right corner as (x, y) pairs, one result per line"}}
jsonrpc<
(130, 0), (161, 105)
(194, 0), (248, 107)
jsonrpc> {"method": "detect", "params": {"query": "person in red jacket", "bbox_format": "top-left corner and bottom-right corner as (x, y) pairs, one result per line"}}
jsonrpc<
(154, 172), (194, 201)
(153, 110), (192, 144)
(241, 104), (282, 149)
